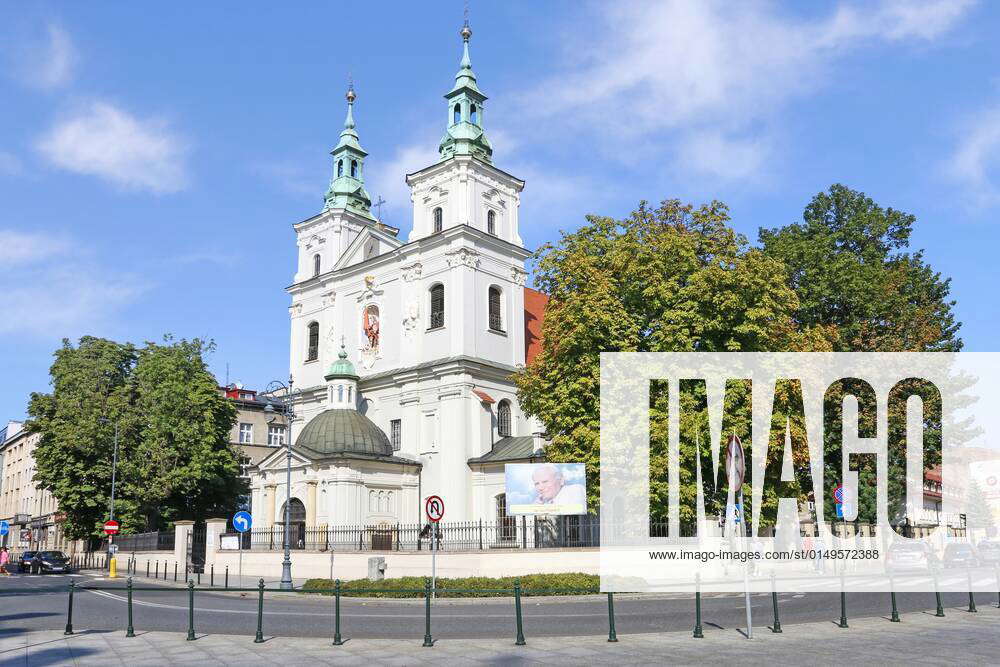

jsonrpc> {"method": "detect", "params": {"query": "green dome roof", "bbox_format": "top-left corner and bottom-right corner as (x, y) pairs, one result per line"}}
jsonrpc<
(295, 409), (392, 457)
(325, 344), (358, 380)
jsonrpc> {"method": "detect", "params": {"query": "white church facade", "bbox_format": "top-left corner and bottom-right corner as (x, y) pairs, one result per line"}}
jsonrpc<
(249, 23), (548, 536)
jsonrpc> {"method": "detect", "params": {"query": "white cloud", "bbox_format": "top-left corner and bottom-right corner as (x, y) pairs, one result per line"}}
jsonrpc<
(945, 105), (1000, 207)
(0, 230), (70, 265)
(519, 0), (975, 182)
(36, 101), (189, 193)
(8, 23), (77, 90)
(254, 160), (323, 199)
(0, 229), (146, 337)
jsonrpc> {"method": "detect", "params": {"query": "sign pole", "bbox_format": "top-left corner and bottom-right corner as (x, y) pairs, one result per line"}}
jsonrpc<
(432, 522), (437, 600)
(238, 537), (243, 590)
(424, 495), (444, 601)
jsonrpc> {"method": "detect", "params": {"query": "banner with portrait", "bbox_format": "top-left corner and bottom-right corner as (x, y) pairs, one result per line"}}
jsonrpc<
(504, 462), (587, 516)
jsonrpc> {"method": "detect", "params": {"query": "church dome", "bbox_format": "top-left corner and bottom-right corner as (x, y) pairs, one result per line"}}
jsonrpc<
(295, 408), (392, 457)
(325, 344), (358, 380)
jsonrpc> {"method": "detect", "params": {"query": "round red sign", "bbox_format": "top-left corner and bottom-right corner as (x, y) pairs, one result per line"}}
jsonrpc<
(104, 520), (120, 535)
(425, 495), (445, 522)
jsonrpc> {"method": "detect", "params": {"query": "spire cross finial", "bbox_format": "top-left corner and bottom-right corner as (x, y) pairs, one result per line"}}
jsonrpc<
(373, 195), (386, 220)
(460, 2), (472, 42)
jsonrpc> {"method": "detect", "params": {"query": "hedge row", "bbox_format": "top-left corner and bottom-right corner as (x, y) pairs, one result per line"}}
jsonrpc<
(302, 573), (605, 598)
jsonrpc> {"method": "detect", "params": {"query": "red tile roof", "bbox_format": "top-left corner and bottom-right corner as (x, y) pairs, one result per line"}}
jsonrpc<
(524, 287), (547, 366)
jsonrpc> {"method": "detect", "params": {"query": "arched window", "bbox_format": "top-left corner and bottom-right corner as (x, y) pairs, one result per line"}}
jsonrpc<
(348, 386), (353, 403)
(337, 160), (343, 177)
(487, 210), (496, 235)
(496, 493), (515, 541)
(453, 103), (461, 125)
(488, 286), (503, 332)
(497, 399), (512, 437)
(313, 253), (321, 276)
(338, 384), (344, 402)
(350, 159), (358, 178)
(306, 322), (319, 361)
(470, 104), (478, 125)
(429, 283), (445, 329)
(433, 207), (443, 233)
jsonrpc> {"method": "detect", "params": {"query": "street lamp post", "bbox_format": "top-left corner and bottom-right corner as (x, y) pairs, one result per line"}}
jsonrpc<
(98, 418), (120, 571)
(264, 377), (298, 591)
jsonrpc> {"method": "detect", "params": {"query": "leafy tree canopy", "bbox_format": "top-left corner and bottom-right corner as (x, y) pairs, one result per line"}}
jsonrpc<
(28, 335), (243, 540)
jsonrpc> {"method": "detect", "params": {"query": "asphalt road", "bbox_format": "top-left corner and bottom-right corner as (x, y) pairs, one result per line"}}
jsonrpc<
(2, 570), (993, 642)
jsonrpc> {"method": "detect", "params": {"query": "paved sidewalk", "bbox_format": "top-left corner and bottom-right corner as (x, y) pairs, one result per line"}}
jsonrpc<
(2, 605), (999, 665)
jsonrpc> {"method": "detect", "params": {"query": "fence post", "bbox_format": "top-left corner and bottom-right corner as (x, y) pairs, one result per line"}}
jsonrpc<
(64, 581), (75, 635)
(333, 579), (344, 646)
(479, 520), (483, 551)
(254, 579), (265, 643)
(521, 516), (527, 549)
(770, 571), (782, 633)
(186, 580), (196, 641)
(126, 577), (135, 638)
(693, 572), (704, 638)
(422, 579), (434, 647)
(606, 592), (618, 642)
(514, 579), (526, 646)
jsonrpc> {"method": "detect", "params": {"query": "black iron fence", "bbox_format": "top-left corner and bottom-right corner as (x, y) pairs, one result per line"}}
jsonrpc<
(239, 515), (603, 552)
(100, 531), (175, 552)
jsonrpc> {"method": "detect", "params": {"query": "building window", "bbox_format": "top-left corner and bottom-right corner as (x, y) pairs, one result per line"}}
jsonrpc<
(487, 210), (495, 235)
(453, 103), (461, 125)
(429, 284), (445, 329)
(488, 286), (503, 332)
(239, 456), (252, 478)
(337, 160), (343, 177)
(470, 104), (478, 125)
(497, 493), (516, 541)
(350, 159), (358, 178)
(390, 419), (401, 451)
(433, 207), (443, 233)
(267, 425), (286, 446)
(313, 253), (321, 276)
(238, 423), (254, 444)
(497, 400), (512, 437)
(306, 322), (319, 361)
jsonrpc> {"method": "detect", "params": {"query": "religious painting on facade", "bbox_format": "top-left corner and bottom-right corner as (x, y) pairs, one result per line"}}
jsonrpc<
(363, 304), (380, 351)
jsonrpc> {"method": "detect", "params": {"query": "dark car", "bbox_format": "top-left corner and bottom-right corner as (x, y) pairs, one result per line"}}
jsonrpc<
(977, 541), (1000, 565)
(18, 551), (38, 573)
(886, 541), (936, 572)
(35, 551), (71, 574)
(942, 542), (979, 568)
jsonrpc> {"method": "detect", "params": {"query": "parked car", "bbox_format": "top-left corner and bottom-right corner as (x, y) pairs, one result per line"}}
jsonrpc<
(34, 551), (71, 574)
(885, 541), (937, 572)
(977, 541), (1000, 565)
(18, 551), (38, 573)
(942, 542), (979, 568)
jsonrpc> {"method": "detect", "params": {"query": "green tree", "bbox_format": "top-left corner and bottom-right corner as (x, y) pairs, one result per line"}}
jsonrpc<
(28, 336), (243, 540)
(514, 200), (832, 523)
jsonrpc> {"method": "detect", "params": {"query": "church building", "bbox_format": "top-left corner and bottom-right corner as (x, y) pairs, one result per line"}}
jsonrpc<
(249, 22), (548, 536)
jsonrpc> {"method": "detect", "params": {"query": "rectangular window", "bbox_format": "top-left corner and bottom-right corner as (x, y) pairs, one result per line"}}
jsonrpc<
(239, 456), (252, 479)
(267, 425), (286, 446)
(390, 419), (401, 451)
(238, 423), (254, 444)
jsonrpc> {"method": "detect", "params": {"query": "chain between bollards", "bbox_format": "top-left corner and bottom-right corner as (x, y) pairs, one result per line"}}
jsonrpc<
(186, 580), (196, 641)
(333, 579), (344, 646)
(64, 581), (75, 635)
(514, 579), (526, 646)
(606, 592), (618, 642)
(126, 577), (135, 637)
(693, 572), (704, 638)
(254, 578), (265, 643)
(422, 579), (434, 647)
(770, 572), (782, 633)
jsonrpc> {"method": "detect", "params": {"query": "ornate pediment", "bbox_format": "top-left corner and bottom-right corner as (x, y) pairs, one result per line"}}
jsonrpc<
(445, 247), (481, 268)
(401, 262), (423, 282)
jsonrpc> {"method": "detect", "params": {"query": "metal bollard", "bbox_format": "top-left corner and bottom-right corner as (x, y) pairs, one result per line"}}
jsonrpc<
(126, 577), (135, 638)
(333, 579), (344, 646)
(693, 573), (704, 638)
(211, 564), (215, 587)
(606, 592), (618, 642)
(513, 579), (526, 646)
(146, 560), (149, 578)
(225, 566), (229, 590)
(933, 568), (945, 617)
(174, 562), (178, 582)
(187, 580), (196, 641)
(422, 579), (434, 647)
(254, 579), (265, 643)
(64, 581), (75, 635)
(770, 572), (782, 633)
(890, 592), (900, 622)
(155, 561), (159, 579)
(197, 570), (201, 586)
(838, 569), (848, 628)
(967, 567), (977, 613)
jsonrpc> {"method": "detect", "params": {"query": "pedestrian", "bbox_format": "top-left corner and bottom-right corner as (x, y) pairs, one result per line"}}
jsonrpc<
(0, 547), (10, 575)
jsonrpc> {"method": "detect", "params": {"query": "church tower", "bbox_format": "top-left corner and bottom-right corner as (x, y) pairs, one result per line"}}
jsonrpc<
(406, 22), (524, 247)
(323, 84), (376, 221)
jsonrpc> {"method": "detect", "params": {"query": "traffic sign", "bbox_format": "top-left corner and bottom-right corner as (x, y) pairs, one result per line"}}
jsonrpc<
(0, 520), (8, 537)
(103, 520), (120, 535)
(836, 503), (844, 518)
(724, 434), (745, 489)
(733, 503), (743, 525)
(833, 485), (844, 503)
(425, 495), (445, 522)
(233, 511), (253, 533)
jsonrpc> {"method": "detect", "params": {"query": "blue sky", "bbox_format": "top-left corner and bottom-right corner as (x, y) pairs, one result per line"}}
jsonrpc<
(2, 1), (1000, 419)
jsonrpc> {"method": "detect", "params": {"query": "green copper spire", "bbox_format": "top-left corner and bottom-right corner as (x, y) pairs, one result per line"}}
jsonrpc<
(323, 83), (375, 220)
(439, 21), (493, 163)
(325, 342), (358, 380)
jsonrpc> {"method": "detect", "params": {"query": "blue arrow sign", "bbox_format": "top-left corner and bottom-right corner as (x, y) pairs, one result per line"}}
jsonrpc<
(836, 503), (844, 518)
(0, 520), (8, 537)
(233, 511), (252, 533)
